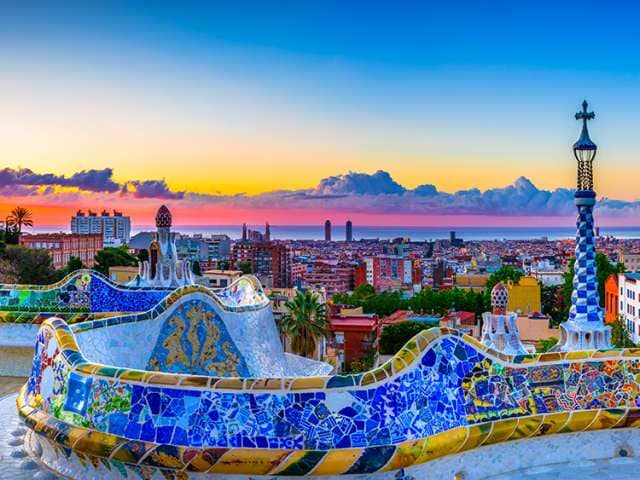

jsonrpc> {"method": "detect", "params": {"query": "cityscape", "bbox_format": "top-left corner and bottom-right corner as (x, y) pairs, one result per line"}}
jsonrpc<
(3, 2), (640, 480)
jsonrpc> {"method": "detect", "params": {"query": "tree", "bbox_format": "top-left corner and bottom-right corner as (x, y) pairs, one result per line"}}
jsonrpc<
(93, 246), (138, 276)
(237, 260), (252, 275)
(64, 256), (85, 275)
(192, 260), (202, 276)
(541, 284), (565, 327)
(278, 290), (328, 358)
(1, 245), (58, 284)
(611, 315), (636, 348)
(379, 321), (438, 355)
(137, 249), (149, 263)
(6, 206), (34, 234)
(537, 337), (559, 353)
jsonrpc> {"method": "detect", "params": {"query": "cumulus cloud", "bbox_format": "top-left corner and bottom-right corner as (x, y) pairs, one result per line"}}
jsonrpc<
(313, 170), (406, 195)
(0, 167), (120, 192)
(127, 180), (185, 199)
(3, 167), (640, 219)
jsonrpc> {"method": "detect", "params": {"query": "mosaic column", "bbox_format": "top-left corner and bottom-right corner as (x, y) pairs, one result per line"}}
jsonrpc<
(558, 101), (612, 351)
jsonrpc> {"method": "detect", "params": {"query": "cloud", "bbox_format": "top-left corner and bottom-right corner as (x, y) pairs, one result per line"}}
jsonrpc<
(313, 170), (406, 195)
(127, 180), (185, 199)
(0, 167), (119, 192)
(3, 167), (640, 219)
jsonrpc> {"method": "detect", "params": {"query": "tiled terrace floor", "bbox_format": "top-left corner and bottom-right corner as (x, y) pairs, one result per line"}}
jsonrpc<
(0, 377), (26, 397)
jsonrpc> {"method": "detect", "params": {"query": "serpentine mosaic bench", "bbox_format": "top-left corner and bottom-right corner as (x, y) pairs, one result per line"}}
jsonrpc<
(17, 282), (640, 479)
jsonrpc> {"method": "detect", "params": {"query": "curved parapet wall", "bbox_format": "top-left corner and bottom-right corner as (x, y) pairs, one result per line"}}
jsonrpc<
(0, 269), (269, 322)
(18, 316), (640, 478)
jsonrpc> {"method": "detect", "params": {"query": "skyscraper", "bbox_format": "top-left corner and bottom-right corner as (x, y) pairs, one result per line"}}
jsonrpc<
(346, 220), (353, 242)
(71, 209), (131, 245)
(324, 220), (332, 242)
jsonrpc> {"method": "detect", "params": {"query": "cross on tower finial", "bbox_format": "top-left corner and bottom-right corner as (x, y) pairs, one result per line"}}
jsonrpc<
(575, 100), (595, 124)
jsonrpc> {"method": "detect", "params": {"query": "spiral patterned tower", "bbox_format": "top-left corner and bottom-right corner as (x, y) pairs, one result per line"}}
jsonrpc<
(558, 101), (612, 351)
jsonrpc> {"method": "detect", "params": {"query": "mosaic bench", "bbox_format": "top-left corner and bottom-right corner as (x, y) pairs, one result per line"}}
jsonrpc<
(17, 284), (640, 478)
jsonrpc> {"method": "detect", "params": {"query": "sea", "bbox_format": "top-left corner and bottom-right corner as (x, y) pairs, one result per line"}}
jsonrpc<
(31, 225), (640, 241)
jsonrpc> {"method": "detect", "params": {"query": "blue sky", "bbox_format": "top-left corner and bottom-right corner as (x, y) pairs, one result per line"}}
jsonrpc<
(1, 2), (640, 225)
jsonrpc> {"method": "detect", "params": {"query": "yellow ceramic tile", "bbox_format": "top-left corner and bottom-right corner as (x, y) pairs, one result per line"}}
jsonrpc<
(208, 449), (291, 475)
(211, 378), (244, 390)
(288, 377), (326, 391)
(565, 350), (592, 360)
(381, 438), (426, 471)
(310, 449), (362, 476)
(269, 450), (312, 475)
(585, 409), (627, 431)
(508, 415), (544, 440)
(460, 424), (491, 452)
(560, 410), (599, 433)
(537, 412), (571, 435)
(482, 418), (518, 445)
(417, 427), (467, 463)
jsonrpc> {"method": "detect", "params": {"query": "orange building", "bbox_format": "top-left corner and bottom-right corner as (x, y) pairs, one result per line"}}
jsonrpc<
(604, 273), (619, 324)
(20, 233), (103, 269)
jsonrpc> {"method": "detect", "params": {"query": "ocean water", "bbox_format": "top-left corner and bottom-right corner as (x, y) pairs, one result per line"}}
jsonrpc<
(33, 225), (640, 241)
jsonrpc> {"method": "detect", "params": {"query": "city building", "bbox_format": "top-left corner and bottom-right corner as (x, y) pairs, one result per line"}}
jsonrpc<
(231, 241), (292, 288)
(324, 220), (331, 242)
(328, 306), (379, 370)
(202, 269), (242, 288)
(108, 266), (139, 284)
(302, 260), (355, 297)
(516, 313), (559, 351)
(71, 209), (131, 245)
(604, 273), (619, 324)
(619, 250), (640, 272)
(206, 234), (232, 262)
(20, 233), (103, 269)
(506, 276), (542, 315)
(454, 273), (490, 292)
(346, 220), (353, 242)
(618, 273), (640, 342)
(368, 255), (417, 292)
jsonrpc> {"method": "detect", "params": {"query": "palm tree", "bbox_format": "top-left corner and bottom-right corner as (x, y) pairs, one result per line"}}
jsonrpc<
(278, 290), (328, 358)
(6, 206), (34, 234)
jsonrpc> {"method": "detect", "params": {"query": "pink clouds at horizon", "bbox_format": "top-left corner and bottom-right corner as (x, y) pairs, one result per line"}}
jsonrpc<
(2, 167), (640, 228)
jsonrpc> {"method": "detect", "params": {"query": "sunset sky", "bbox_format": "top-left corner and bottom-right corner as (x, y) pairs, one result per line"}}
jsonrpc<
(2, 2), (640, 227)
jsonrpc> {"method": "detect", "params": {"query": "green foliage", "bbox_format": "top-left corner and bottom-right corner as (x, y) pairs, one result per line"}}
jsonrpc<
(277, 289), (328, 358)
(192, 260), (202, 276)
(6, 206), (34, 234)
(379, 321), (438, 355)
(334, 285), (484, 318)
(93, 246), (138, 276)
(541, 284), (565, 327)
(237, 260), (252, 275)
(536, 337), (559, 353)
(612, 315), (636, 348)
(344, 351), (375, 374)
(65, 256), (85, 274)
(137, 249), (149, 263)
(1, 245), (58, 284)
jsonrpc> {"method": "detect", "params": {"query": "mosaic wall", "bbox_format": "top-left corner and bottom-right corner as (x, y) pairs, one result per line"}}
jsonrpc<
(0, 270), (269, 322)
(19, 314), (640, 477)
(146, 300), (250, 376)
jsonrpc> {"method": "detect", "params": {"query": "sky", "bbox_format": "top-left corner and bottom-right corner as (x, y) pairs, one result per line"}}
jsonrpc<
(2, 1), (640, 227)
